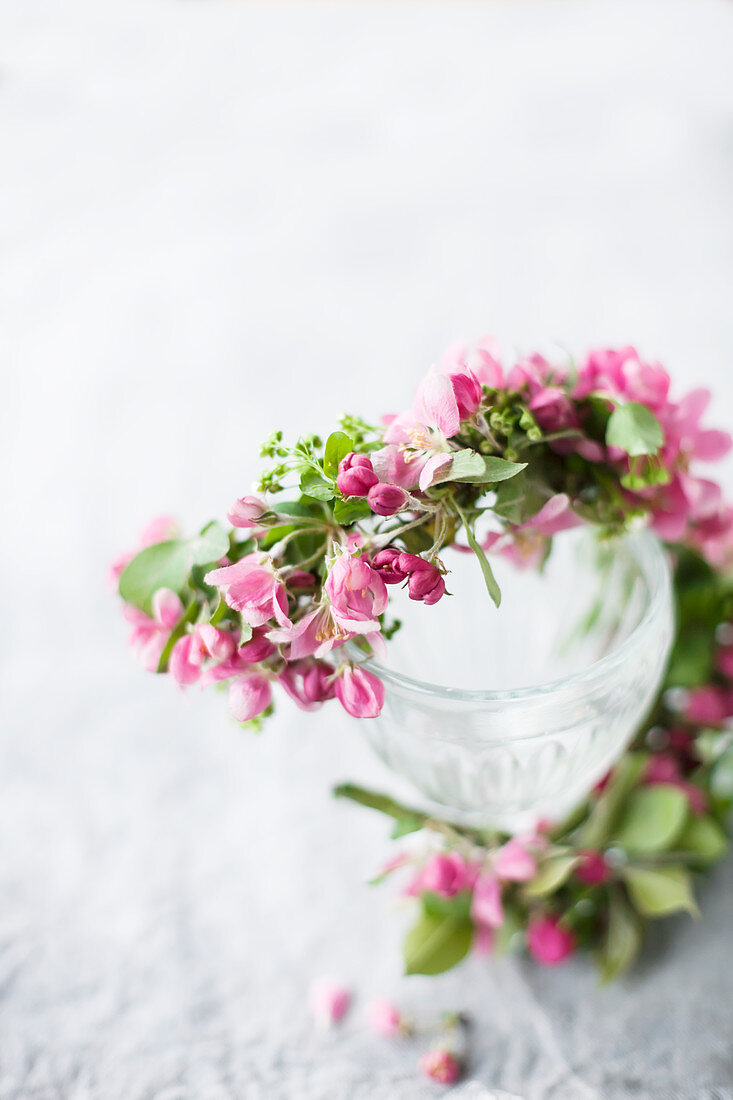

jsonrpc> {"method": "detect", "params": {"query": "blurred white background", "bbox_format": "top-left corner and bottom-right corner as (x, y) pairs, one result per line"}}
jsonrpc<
(2, 2), (732, 1098)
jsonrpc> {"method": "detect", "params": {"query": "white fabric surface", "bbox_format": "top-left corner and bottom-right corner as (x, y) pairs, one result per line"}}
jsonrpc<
(2, 1), (733, 1097)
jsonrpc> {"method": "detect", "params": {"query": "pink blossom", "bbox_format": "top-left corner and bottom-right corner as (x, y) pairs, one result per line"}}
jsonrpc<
(324, 551), (388, 635)
(644, 754), (681, 784)
(493, 838), (537, 882)
(337, 453), (379, 497)
(377, 368), (460, 491)
(419, 1048), (462, 1086)
(227, 495), (267, 528)
(287, 570), (316, 588)
(124, 587), (184, 671)
(471, 873), (504, 928)
(334, 665), (385, 718)
(527, 915), (576, 966)
(440, 335), (504, 389)
(413, 852), (470, 899)
(205, 553), (292, 629)
(365, 998), (405, 1038)
(483, 494), (581, 569)
(473, 923), (496, 956)
(575, 850), (610, 886)
(371, 548), (409, 584)
(228, 673), (272, 722)
(684, 685), (731, 726)
(367, 483), (407, 516)
(396, 553), (446, 605)
(238, 628), (277, 664)
(308, 978), (351, 1028)
(169, 635), (201, 685)
(717, 645), (733, 680)
(279, 660), (335, 711)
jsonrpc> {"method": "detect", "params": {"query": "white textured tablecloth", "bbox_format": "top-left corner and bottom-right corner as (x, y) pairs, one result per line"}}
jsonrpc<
(2, 2), (733, 1097)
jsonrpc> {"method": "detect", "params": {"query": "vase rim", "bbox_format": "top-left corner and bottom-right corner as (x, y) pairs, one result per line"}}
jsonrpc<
(364, 529), (672, 704)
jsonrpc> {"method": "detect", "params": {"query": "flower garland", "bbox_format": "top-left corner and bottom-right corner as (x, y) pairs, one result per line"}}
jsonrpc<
(113, 340), (733, 981)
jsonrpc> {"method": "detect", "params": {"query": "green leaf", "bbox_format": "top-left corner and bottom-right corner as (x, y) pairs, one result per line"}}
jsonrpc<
(323, 432), (354, 478)
(119, 541), (191, 615)
(403, 910), (473, 976)
(677, 815), (728, 864)
(462, 517), (501, 608)
(523, 854), (578, 898)
(190, 520), (229, 565)
(606, 402), (664, 457)
(333, 497), (372, 526)
(711, 747), (733, 803)
(300, 471), (334, 501)
(462, 455), (528, 484)
(623, 865), (699, 918)
(421, 889), (473, 922)
(579, 753), (647, 849)
(596, 889), (642, 983)
(430, 449), (487, 484)
(613, 785), (689, 854)
(391, 814), (425, 839)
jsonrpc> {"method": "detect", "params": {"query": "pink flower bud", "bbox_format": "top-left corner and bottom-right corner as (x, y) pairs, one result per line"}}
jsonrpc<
(169, 635), (200, 686)
(302, 661), (336, 703)
(644, 753), (681, 784)
(288, 570), (316, 588)
(419, 853), (468, 899)
(227, 495), (267, 528)
(365, 998), (404, 1038)
(308, 977), (351, 1028)
(336, 453), (379, 497)
(367, 483), (407, 517)
(450, 369), (482, 420)
(228, 674), (272, 722)
(527, 915), (576, 966)
(334, 666), (385, 718)
(685, 685), (731, 725)
(419, 1048), (462, 1086)
(238, 629), (276, 663)
(717, 644), (733, 680)
(397, 555), (445, 606)
(371, 548), (408, 584)
(493, 838), (537, 882)
(575, 850), (610, 885)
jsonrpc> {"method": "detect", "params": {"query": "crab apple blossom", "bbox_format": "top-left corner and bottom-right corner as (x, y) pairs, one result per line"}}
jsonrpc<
(227, 495), (267, 528)
(205, 553), (292, 629)
(337, 453), (379, 497)
(527, 916), (576, 966)
(308, 978), (352, 1028)
(228, 673), (272, 722)
(367, 482), (407, 517)
(365, 998), (406, 1038)
(396, 553), (446, 605)
(334, 665), (385, 718)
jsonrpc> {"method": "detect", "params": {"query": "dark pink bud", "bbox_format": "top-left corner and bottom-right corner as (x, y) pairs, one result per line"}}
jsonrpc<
(419, 1048), (462, 1085)
(302, 661), (336, 703)
(367, 483), (407, 517)
(575, 850), (610, 886)
(336, 453), (379, 497)
(238, 629), (276, 663)
(450, 369), (482, 420)
(644, 753), (681, 784)
(407, 565), (445, 605)
(527, 915), (576, 966)
(371, 548), (408, 584)
(288, 570), (316, 588)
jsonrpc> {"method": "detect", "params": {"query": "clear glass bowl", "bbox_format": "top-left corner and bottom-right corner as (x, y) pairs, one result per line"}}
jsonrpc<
(358, 529), (674, 833)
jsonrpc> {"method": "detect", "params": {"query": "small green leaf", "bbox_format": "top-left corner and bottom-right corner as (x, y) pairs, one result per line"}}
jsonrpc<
(523, 854), (578, 898)
(333, 497), (372, 526)
(606, 402), (664, 457)
(613, 785), (689, 855)
(323, 432), (354, 478)
(461, 517), (501, 608)
(421, 890), (473, 922)
(677, 815), (728, 864)
(403, 910), (473, 976)
(596, 889), (642, 983)
(623, 865), (699, 918)
(300, 471), (334, 501)
(430, 449), (486, 484)
(191, 520), (229, 565)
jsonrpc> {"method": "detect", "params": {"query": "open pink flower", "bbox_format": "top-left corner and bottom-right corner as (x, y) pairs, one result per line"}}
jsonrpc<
(124, 587), (184, 671)
(325, 552), (388, 634)
(375, 368), (460, 491)
(410, 852), (471, 899)
(205, 553), (292, 629)
(334, 665), (385, 718)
